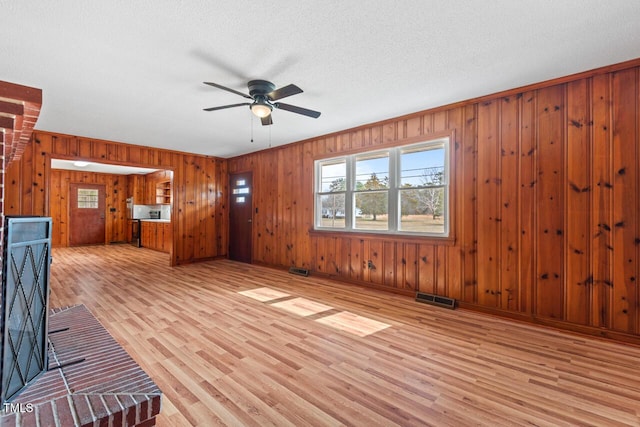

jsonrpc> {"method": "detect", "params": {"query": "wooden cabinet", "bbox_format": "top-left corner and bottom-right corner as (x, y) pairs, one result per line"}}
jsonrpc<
(142, 170), (172, 205)
(162, 222), (172, 252)
(144, 180), (155, 205)
(128, 175), (146, 202)
(140, 221), (153, 248)
(140, 221), (171, 253)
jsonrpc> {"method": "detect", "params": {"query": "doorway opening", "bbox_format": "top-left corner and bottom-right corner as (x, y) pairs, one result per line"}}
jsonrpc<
(49, 158), (174, 264)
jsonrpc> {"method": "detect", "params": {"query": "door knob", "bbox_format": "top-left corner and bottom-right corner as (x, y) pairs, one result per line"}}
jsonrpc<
(248, 219), (252, 223)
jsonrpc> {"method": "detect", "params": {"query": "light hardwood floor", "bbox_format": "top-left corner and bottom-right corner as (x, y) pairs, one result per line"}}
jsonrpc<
(49, 245), (640, 426)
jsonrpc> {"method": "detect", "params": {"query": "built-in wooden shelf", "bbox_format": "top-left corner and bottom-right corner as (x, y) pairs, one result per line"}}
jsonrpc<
(155, 180), (171, 204)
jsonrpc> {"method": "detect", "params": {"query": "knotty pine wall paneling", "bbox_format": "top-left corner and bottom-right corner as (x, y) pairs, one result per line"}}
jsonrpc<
(535, 85), (565, 320)
(565, 79), (591, 326)
(5, 132), (227, 266)
(476, 99), (501, 308)
(461, 104), (478, 305)
(590, 74), (613, 329)
(519, 92), (537, 316)
(611, 68), (639, 334)
(228, 58), (640, 343)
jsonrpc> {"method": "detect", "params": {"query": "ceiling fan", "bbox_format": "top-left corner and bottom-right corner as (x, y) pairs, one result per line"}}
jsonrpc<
(203, 79), (321, 125)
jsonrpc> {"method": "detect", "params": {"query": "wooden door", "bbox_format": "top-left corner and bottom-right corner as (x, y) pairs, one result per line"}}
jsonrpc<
(229, 172), (253, 263)
(69, 183), (106, 246)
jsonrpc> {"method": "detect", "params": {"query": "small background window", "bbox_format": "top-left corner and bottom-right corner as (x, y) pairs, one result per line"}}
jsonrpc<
(77, 189), (99, 209)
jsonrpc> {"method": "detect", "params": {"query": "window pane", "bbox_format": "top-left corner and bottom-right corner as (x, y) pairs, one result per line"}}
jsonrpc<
(77, 189), (98, 209)
(355, 155), (389, 190)
(354, 191), (388, 230)
(401, 147), (444, 187)
(313, 137), (448, 236)
(320, 162), (346, 192)
(319, 194), (346, 228)
(399, 188), (445, 233)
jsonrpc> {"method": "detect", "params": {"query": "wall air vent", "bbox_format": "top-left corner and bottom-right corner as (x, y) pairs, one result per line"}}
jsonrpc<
(415, 292), (456, 310)
(288, 267), (309, 277)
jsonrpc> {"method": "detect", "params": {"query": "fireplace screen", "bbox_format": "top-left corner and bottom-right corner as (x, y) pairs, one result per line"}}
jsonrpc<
(0, 216), (52, 406)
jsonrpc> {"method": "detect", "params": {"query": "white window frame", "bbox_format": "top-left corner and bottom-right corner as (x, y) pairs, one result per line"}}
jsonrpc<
(314, 136), (450, 237)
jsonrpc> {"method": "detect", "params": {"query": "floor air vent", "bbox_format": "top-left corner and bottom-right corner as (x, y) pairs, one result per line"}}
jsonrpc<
(415, 292), (456, 309)
(289, 267), (309, 277)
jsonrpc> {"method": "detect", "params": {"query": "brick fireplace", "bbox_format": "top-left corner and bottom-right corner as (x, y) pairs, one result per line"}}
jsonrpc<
(1, 305), (162, 426)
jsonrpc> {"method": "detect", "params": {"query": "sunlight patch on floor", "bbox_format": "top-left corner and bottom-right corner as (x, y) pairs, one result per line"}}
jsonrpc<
(271, 297), (334, 317)
(316, 311), (391, 337)
(239, 288), (392, 337)
(238, 287), (290, 302)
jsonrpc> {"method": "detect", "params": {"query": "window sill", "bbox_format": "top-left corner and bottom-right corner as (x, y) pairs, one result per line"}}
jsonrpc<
(309, 228), (456, 246)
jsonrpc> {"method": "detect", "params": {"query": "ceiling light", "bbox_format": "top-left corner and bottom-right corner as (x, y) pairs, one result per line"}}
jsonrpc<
(250, 102), (272, 118)
(73, 161), (90, 167)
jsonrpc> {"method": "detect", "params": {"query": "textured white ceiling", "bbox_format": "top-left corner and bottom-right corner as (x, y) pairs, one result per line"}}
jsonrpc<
(3, 1), (640, 158)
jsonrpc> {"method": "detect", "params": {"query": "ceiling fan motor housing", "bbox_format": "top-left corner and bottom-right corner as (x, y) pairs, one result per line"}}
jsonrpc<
(248, 80), (276, 98)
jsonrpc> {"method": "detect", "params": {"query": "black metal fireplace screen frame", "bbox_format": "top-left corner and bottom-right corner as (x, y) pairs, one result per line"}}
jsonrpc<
(0, 216), (52, 406)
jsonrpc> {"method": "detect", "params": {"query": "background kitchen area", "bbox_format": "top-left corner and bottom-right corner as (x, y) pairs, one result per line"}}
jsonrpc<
(49, 159), (173, 254)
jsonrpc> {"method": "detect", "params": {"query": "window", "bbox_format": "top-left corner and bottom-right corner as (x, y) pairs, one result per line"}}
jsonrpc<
(317, 160), (346, 228)
(314, 137), (449, 236)
(77, 189), (99, 209)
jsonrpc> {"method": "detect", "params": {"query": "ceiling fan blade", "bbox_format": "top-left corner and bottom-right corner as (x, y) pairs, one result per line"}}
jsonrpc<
(261, 115), (273, 126)
(203, 82), (252, 99)
(267, 84), (303, 101)
(203, 102), (250, 112)
(275, 102), (321, 118)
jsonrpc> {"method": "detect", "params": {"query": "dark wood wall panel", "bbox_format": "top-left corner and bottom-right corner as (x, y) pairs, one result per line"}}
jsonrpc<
(5, 132), (227, 266)
(461, 104), (478, 304)
(229, 59), (640, 343)
(590, 74), (613, 329)
(499, 96), (520, 311)
(535, 85), (565, 320)
(611, 69), (639, 334)
(565, 79), (591, 326)
(476, 100), (500, 308)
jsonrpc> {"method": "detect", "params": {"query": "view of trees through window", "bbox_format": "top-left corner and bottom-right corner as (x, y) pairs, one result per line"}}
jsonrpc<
(354, 155), (389, 230)
(316, 138), (448, 236)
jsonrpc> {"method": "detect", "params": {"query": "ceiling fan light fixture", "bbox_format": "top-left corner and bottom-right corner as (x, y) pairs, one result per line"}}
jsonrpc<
(250, 102), (272, 118)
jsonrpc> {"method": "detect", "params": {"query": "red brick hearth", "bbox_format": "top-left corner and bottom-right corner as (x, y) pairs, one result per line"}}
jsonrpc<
(0, 305), (162, 426)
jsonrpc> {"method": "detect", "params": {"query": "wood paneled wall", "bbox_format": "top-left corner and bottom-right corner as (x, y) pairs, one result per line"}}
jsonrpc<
(5, 132), (228, 265)
(48, 170), (129, 246)
(228, 59), (640, 343)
